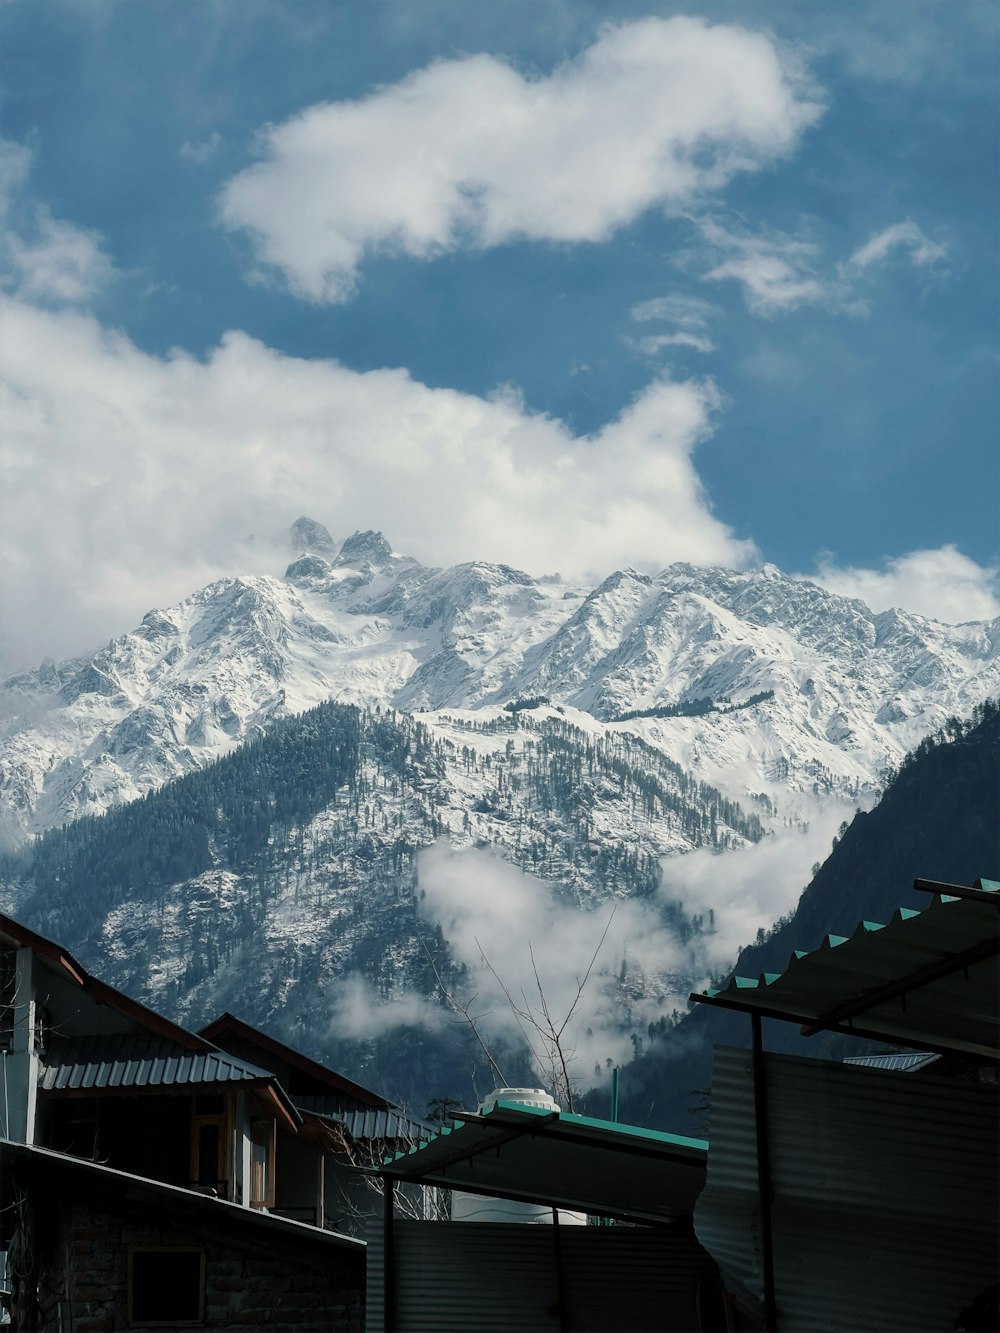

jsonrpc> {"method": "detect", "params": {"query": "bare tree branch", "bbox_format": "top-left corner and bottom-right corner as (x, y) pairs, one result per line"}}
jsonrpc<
(420, 936), (508, 1087)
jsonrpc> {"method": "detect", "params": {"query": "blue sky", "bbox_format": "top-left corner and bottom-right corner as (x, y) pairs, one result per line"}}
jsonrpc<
(1, 0), (997, 669)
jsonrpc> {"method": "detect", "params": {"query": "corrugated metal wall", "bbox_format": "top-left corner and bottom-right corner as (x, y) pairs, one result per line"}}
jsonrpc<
(695, 1046), (1000, 1332)
(367, 1218), (714, 1332)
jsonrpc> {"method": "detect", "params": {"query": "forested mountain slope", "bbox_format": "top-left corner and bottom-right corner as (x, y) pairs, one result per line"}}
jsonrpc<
(613, 698), (1000, 1132)
(0, 700), (763, 1105)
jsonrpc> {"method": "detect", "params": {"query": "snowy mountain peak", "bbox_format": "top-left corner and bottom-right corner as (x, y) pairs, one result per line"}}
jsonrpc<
(289, 515), (336, 556)
(1, 538), (999, 846)
(336, 529), (394, 567)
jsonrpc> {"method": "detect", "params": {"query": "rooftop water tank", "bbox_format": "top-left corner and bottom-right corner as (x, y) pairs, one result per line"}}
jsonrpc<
(476, 1087), (559, 1115)
(451, 1087), (586, 1225)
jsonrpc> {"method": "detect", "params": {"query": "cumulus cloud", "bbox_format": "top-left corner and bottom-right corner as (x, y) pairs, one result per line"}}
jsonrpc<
(219, 17), (822, 301)
(0, 138), (115, 305)
(812, 547), (1000, 624)
(411, 843), (696, 1094)
(0, 295), (753, 671)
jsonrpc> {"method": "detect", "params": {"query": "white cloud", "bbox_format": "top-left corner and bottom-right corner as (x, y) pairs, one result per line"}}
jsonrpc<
(179, 131), (222, 165)
(8, 208), (114, 304)
(697, 215), (949, 317)
(635, 331), (716, 355)
(331, 974), (450, 1040)
(659, 811), (849, 970)
(812, 547), (1000, 624)
(0, 139), (31, 209)
(630, 294), (719, 326)
(699, 219), (828, 316)
(0, 137), (115, 305)
(0, 295), (753, 671)
(629, 293), (719, 356)
(412, 843), (696, 1094)
(846, 220), (947, 271)
(219, 17), (822, 302)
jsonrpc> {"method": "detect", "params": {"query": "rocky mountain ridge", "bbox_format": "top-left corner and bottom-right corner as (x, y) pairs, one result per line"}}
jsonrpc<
(2, 519), (998, 846)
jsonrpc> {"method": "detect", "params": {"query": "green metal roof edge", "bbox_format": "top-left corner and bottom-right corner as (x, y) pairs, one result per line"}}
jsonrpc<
(694, 877), (993, 1006)
(540, 1104), (707, 1154)
(381, 1097), (708, 1165)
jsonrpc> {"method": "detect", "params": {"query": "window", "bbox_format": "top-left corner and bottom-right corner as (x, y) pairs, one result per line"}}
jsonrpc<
(250, 1117), (276, 1208)
(128, 1246), (205, 1327)
(190, 1093), (230, 1195)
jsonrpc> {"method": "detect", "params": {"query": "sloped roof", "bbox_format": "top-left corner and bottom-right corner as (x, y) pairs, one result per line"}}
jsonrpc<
(199, 1012), (391, 1108)
(690, 878), (999, 1059)
(842, 1051), (940, 1072)
(0, 1139), (364, 1255)
(379, 1097), (708, 1225)
(1, 910), (213, 1052)
(39, 1031), (300, 1126)
(308, 1104), (433, 1144)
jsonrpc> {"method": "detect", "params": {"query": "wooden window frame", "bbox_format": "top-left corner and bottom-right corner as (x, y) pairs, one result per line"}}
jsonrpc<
(250, 1116), (277, 1209)
(190, 1093), (231, 1195)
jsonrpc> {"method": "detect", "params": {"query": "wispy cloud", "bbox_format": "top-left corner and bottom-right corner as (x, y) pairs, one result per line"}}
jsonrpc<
(179, 131), (222, 165)
(219, 17), (822, 302)
(698, 219), (828, 316)
(411, 843), (696, 1092)
(696, 216), (949, 317)
(846, 220), (948, 271)
(0, 138), (115, 306)
(629, 293), (719, 357)
(811, 546), (1000, 624)
(635, 331), (716, 356)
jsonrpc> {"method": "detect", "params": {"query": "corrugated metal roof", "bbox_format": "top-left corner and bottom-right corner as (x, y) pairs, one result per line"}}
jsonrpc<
(39, 1032), (276, 1093)
(692, 880), (999, 1058)
(694, 1045), (999, 1332)
(843, 1051), (940, 1072)
(378, 1099), (707, 1225)
(310, 1105), (433, 1143)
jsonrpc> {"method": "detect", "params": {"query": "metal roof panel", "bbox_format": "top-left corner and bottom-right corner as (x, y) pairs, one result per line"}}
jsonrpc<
(378, 1101), (707, 1224)
(39, 1032), (277, 1093)
(691, 882), (999, 1058)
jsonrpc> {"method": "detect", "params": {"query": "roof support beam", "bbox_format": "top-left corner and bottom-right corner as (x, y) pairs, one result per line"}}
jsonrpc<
(689, 992), (999, 1061)
(913, 878), (1000, 907)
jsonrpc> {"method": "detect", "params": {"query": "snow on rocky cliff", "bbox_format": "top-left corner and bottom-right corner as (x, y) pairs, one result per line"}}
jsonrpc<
(2, 521), (997, 844)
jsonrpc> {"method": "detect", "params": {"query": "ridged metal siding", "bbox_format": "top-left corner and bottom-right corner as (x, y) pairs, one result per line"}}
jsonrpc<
(695, 1046), (999, 1332)
(367, 1218), (714, 1333)
(39, 1031), (272, 1091)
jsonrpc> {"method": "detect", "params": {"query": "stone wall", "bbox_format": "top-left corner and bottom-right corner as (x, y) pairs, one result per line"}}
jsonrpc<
(11, 1161), (363, 1333)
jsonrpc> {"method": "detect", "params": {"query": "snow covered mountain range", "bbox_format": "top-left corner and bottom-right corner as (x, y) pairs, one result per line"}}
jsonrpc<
(3, 517), (998, 847)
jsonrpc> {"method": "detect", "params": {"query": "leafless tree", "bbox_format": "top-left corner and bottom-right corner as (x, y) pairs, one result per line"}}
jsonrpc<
(423, 909), (615, 1113)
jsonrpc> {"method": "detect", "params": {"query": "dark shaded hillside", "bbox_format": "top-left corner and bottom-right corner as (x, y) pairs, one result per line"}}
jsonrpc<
(614, 698), (1000, 1133)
